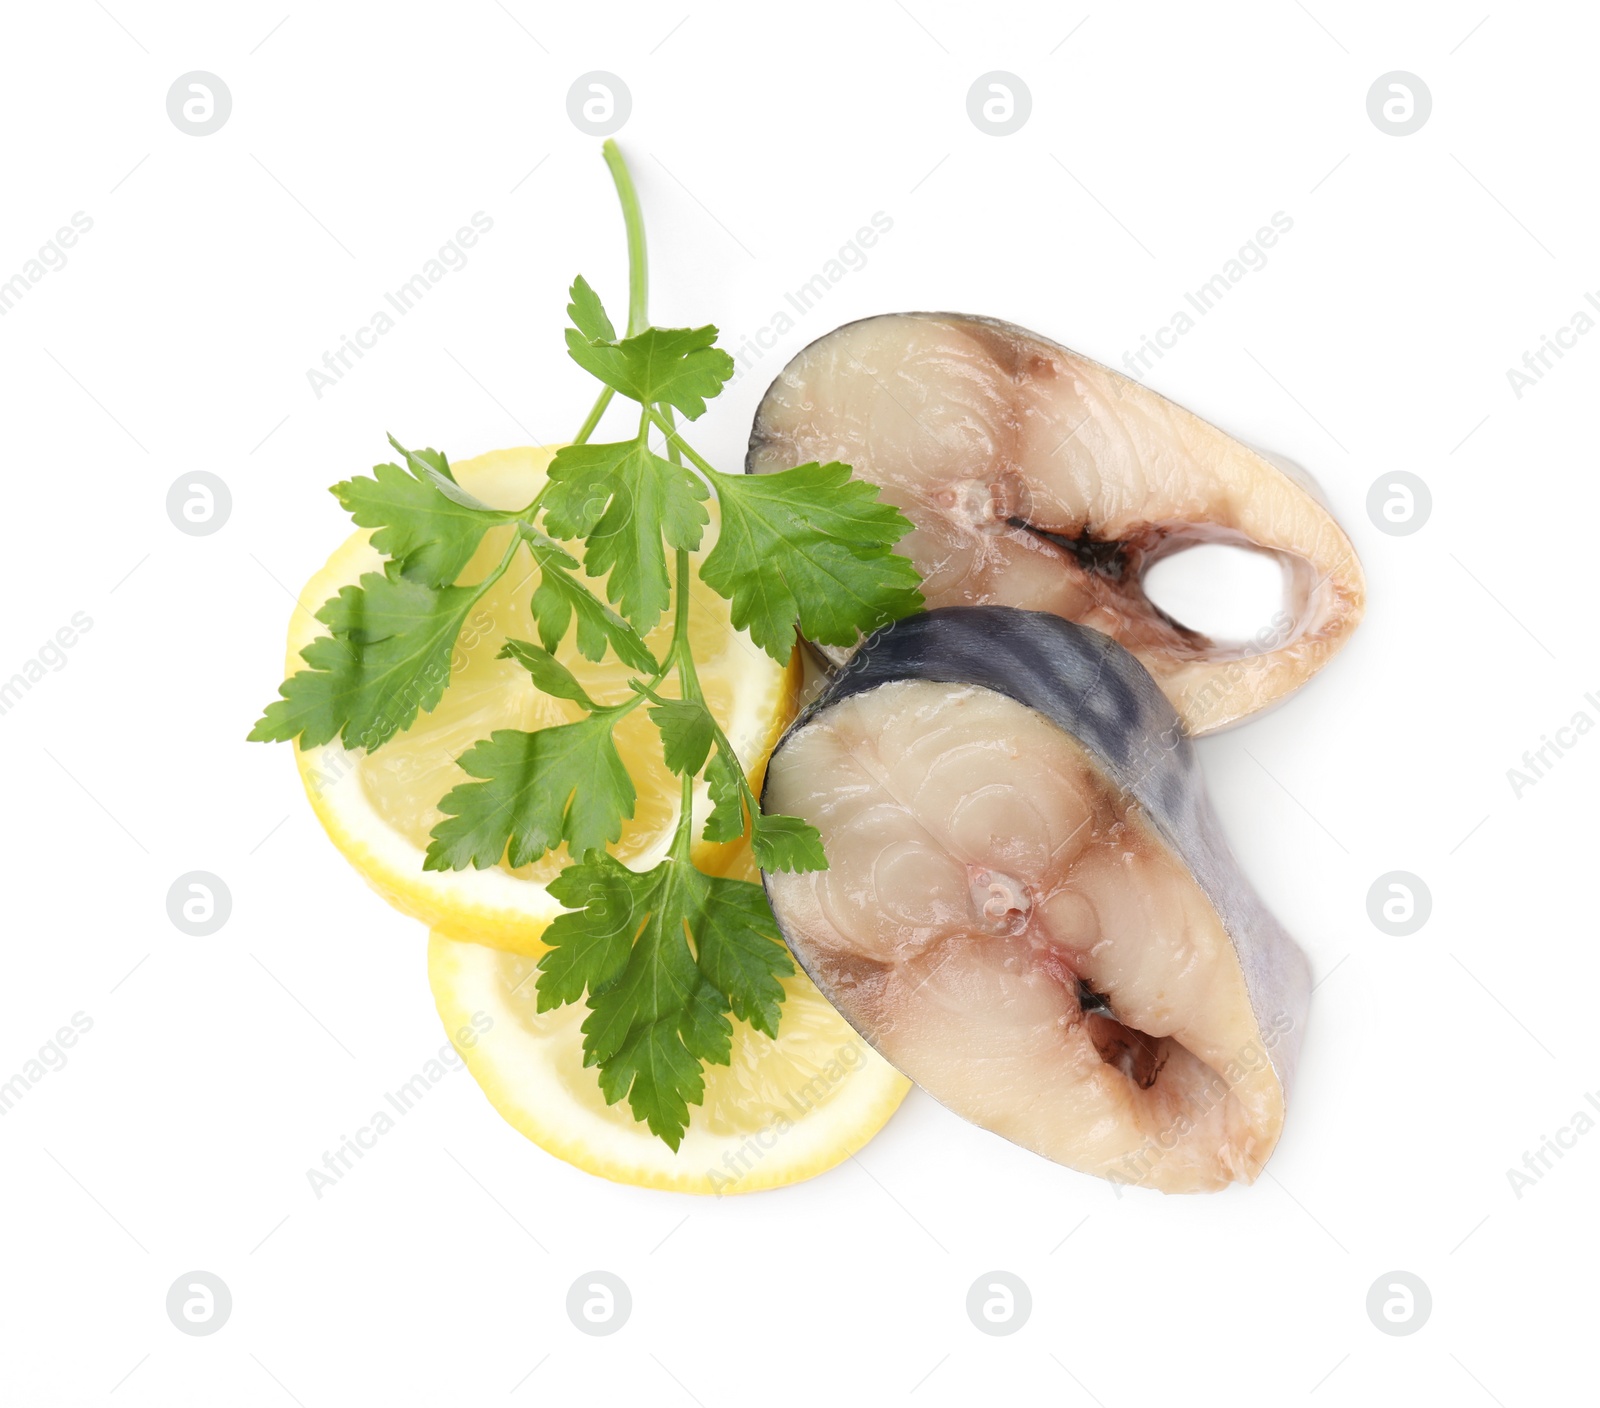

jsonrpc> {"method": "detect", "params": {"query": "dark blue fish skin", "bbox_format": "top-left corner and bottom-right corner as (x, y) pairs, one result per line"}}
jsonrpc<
(765, 605), (1312, 1104)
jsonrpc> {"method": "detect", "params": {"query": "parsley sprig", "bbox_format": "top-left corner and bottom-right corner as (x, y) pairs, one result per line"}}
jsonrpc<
(252, 140), (922, 1148)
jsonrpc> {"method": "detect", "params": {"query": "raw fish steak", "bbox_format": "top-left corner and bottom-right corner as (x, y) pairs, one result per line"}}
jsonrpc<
(748, 314), (1364, 734)
(761, 607), (1310, 1192)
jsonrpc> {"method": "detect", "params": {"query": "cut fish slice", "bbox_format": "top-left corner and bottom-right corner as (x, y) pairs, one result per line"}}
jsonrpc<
(747, 313), (1365, 734)
(760, 607), (1310, 1193)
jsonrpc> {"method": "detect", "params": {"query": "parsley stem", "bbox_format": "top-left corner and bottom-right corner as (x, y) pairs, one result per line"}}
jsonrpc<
(674, 767), (696, 862)
(655, 402), (682, 467)
(602, 139), (649, 337)
(660, 390), (710, 863)
(513, 476), (554, 521)
(561, 141), (648, 456)
(671, 545), (702, 698)
(476, 523), (524, 592)
(572, 386), (614, 446)
(655, 404), (704, 711)
(663, 550), (700, 869)
(653, 403), (707, 752)
(640, 406), (720, 480)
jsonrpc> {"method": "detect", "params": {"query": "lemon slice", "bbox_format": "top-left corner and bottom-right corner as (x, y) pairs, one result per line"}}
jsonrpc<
(429, 843), (911, 1193)
(287, 445), (800, 952)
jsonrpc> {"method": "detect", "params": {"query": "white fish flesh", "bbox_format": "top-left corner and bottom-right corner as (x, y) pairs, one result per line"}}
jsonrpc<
(747, 313), (1365, 735)
(760, 607), (1310, 1192)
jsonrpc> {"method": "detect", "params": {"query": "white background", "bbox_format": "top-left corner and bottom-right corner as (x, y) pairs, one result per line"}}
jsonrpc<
(1, 1), (1596, 1404)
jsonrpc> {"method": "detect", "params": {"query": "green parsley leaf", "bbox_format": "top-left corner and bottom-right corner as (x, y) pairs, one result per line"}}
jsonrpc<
(516, 522), (580, 568)
(565, 324), (734, 421)
(751, 812), (828, 874)
(524, 536), (659, 675)
(498, 639), (601, 711)
(533, 855), (639, 1008)
(567, 275), (616, 343)
(314, 567), (456, 642)
(331, 439), (506, 588)
(692, 876), (794, 1036)
(702, 746), (748, 844)
(542, 440), (709, 633)
(542, 854), (726, 1148)
(246, 634), (364, 751)
(597, 1010), (722, 1147)
(537, 850), (792, 1148)
(249, 567), (481, 751)
(700, 462), (925, 662)
(647, 697), (715, 776)
(425, 716), (635, 870)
